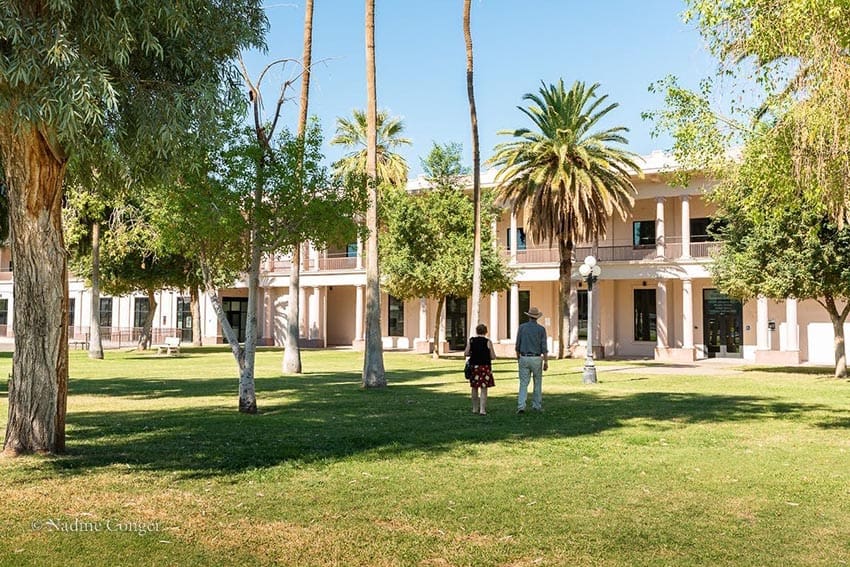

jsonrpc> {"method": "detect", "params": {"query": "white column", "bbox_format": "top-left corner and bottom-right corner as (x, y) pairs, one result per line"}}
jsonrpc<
(309, 287), (320, 339)
(655, 196), (666, 258)
(418, 297), (428, 339)
(681, 195), (691, 259)
(785, 297), (799, 352)
(656, 279), (668, 349)
(299, 284), (308, 337)
(569, 286), (579, 348)
(256, 287), (265, 341)
(355, 285), (364, 341)
(756, 295), (769, 351)
(682, 278), (694, 349)
(438, 300), (447, 345)
(264, 289), (274, 340)
(322, 288), (328, 347)
(489, 291), (499, 341)
(509, 210), (518, 264)
(509, 283), (519, 341)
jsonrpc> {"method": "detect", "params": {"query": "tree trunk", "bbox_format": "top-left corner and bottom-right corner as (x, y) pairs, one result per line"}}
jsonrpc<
(137, 288), (157, 350)
(88, 220), (104, 359)
(362, 0), (386, 388)
(283, 0), (314, 375)
(190, 286), (202, 346)
(1, 124), (68, 455)
(824, 295), (849, 378)
(432, 296), (445, 360)
(200, 255), (246, 373)
(557, 236), (574, 360)
(284, 245), (303, 373)
(239, 170), (263, 414)
(464, 0), (483, 337)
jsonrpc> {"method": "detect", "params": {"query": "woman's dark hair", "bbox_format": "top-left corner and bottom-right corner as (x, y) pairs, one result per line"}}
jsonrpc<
(476, 323), (487, 335)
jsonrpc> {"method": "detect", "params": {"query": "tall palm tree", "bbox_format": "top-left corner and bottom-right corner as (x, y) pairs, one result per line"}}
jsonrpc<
(464, 0), (483, 337)
(361, 0), (385, 388)
(283, 0), (314, 375)
(491, 80), (639, 359)
(331, 109), (411, 186)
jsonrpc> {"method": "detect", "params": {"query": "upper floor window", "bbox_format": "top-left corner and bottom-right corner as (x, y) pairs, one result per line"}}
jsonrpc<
(633, 221), (655, 248)
(690, 217), (723, 242)
(506, 228), (527, 251)
(346, 243), (358, 258)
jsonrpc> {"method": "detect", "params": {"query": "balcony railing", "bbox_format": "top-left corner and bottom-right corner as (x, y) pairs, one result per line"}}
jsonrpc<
(507, 239), (722, 265)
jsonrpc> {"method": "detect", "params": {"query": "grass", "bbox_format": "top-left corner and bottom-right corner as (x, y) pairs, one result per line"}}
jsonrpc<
(1, 348), (849, 566)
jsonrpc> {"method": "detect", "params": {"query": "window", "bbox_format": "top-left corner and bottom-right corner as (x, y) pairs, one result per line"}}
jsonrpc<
(388, 295), (404, 336)
(99, 298), (113, 329)
(634, 289), (656, 342)
(176, 297), (192, 342)
(506, 228), (527, 251)
(346, 243), (358, 258)
(0, 298), (7, 326)
(577, 290), (588, 340)
(68, 298), (75, 328)
(633, 220), (655, 248)
(133, 297), (150, 328)
(690, 217), (723, 242)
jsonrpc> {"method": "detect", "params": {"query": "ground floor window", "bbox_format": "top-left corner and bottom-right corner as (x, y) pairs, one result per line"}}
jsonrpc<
(68, 297), (75, 328)
(99, 297), (113, 330)
(176, 296), (192, 342)
(388, 295), (404, 336)
(634, 289), (656, 342)
(222, 298), (249, 342)
(577, 290), (588, 340)
(133, 297), (150, 329)
(0, 298), (8, 326)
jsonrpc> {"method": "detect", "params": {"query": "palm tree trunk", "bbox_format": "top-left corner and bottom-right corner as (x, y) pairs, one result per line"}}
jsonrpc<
(432, 296), (445, 360)
(88, 220), (104, 359)
(464, 0), (483, 335)
(0, 124), (68, 455)
(190, 286), (202, 346)
(824, 295), (849, 378)
(362, 0), (386, 387)
(284, 0), (314, 375)
(557, 236), (574, 360)
(137, 288), (157, 350)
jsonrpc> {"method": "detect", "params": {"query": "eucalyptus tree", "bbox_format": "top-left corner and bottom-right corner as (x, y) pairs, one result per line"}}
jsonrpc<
(463, 0), (484, 337)
(331, 109), (411, 187)
(284, 0), (316, 376)
(0, 0), (266, 455)
(381, 143), (513, 358)
(490, 80), (639, 359)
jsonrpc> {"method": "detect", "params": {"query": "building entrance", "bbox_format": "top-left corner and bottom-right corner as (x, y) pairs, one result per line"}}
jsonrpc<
(702, 289), (743, 358)
(445, 295), (467, 351)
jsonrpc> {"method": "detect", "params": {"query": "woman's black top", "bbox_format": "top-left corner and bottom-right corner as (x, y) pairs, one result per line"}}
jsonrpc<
(468, 336), (492, 366)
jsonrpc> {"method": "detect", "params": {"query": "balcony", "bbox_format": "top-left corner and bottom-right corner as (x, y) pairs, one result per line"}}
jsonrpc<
(265, 252), (361, 275)
(508, 238), (722, 265)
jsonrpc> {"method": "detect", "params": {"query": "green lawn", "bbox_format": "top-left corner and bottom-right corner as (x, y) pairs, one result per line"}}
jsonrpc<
(1, 349), (849, 566)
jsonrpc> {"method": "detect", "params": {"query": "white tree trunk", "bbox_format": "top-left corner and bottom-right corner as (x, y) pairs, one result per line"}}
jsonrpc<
(88, 221), (104, 359)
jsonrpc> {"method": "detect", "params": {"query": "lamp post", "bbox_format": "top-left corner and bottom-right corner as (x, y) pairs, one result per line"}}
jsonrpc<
(578, 255), (601, 384)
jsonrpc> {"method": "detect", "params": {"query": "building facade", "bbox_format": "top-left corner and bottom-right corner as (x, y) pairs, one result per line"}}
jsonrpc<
(0, 151), (844, 364)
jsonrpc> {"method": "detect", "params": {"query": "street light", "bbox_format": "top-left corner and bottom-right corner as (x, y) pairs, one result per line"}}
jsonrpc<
(578, 255), (601, 384)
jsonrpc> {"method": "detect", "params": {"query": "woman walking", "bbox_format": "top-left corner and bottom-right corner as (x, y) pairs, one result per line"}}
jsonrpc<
(464, 323), (497, 415)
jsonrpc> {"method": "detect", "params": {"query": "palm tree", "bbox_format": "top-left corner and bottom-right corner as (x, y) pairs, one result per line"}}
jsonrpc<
(464, 0), (483, 337)
(490, 80), (639, 359)
(361, 0), (385, 388)
(283, 0), (314, 375)
(331, 108), (411, 186)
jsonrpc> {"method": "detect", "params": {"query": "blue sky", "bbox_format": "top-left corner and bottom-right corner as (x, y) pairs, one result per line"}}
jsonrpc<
(243, 0), (714, 177)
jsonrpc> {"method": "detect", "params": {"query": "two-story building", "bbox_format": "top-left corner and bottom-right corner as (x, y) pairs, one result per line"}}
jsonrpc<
(0, 151), (843, 365)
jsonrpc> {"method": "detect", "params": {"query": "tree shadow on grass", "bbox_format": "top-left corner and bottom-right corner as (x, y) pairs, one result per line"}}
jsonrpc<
(31, 365), (837, 480)
(741, 365), (836, 377)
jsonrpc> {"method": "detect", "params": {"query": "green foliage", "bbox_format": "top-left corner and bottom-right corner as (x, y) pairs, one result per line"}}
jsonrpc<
(490, 79), (639, 246)
(380, 143), (512, 301)
(330, 109), (411, 187)
(710, 123), (850, 304)
(0, 1), (266, 178)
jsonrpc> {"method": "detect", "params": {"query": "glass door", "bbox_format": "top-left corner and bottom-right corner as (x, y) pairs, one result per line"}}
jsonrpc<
(445, 295), (467, 351)
(702, 289), (743, 358)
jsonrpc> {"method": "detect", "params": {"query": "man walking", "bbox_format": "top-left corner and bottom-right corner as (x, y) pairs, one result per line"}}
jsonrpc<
(514, 307), (549, 413)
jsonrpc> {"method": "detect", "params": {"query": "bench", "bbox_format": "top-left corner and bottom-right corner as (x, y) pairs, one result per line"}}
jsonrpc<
(69, 339), (89, 350)
(156, 336), (182, 355)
